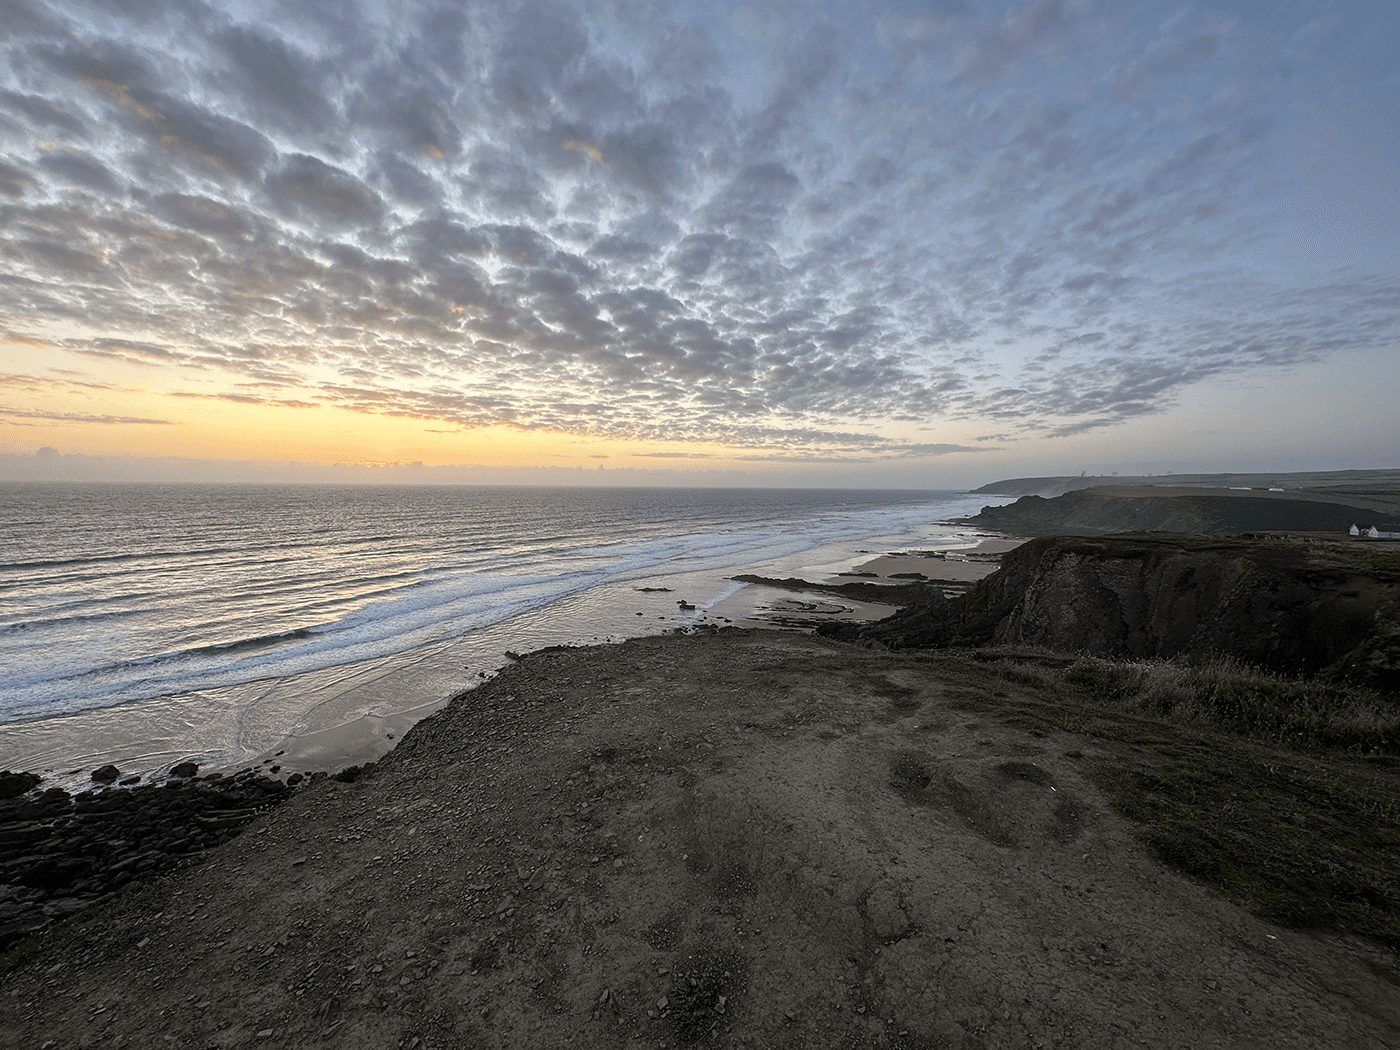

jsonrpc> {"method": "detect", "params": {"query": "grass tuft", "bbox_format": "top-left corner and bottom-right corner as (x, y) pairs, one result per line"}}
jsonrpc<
(1062, 654), (1400, 755)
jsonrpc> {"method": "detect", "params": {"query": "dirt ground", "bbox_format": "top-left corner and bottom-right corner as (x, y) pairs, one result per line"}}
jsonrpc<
(2, 630), (1397, 1049)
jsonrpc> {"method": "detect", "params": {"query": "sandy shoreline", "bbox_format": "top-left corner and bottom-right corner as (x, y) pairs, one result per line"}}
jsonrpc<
(2, 528), (1025, 789)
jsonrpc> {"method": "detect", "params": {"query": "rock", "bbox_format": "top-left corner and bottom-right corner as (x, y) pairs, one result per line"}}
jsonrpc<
(0, 772), (295, 951)
(90, 765), (121, 784)
(0, 771), (41, 799)
(822, 534), (1400, 687)
(41, 897), (88, 919)
(170, 762), (199, 778)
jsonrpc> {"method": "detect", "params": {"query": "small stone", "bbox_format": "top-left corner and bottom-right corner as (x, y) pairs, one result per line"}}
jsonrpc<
(91, 764), (121, 784)
(256, 1030), (273, 1039)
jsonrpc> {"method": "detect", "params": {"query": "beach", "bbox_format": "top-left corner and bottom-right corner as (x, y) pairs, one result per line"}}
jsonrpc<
(0, 484), (1019, 787)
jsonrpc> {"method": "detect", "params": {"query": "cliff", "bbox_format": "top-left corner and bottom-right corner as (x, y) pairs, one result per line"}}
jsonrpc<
(822, 534), (1400, 690)
(970, 468), (1400, 498)
(962, 487), (1390, 537)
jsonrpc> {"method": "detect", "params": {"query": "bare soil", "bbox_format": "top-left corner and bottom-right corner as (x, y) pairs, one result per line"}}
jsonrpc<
(2, 630), (1397, 1049)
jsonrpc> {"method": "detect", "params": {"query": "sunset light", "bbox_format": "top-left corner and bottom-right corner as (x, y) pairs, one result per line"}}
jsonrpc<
(2, 0), (1394, 486)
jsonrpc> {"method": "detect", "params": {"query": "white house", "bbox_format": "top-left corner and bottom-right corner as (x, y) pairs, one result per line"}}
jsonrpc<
(1352, 523), (1400, 540)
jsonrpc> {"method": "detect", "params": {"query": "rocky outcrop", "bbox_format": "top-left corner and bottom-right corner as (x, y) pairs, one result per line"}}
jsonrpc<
(0, 770), (302, 951)
(821, 534), (1400, 690)
(727, 574), (941, 607)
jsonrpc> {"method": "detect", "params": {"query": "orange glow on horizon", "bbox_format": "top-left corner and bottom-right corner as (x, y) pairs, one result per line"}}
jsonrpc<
(0, 339), (745, 469)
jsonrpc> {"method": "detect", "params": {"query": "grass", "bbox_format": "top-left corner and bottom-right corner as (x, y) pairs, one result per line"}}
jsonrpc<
(1060, 653), (1400, 755)
(915, 647), (1400, 951)
(1044, 653), (1400, 949)
(1086, 749), (1400, 948)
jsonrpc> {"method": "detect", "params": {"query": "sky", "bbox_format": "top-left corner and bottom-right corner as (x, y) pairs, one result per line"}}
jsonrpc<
(1, 0), (1397, 488)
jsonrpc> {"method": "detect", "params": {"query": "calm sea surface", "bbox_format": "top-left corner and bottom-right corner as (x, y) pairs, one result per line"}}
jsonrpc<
(0, 484), (1000, 773)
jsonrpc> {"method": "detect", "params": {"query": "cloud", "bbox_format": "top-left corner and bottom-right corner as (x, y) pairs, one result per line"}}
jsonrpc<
(562, 139), (604, 165)
(0, 406), (173, 425)
(0, 89), (85, 133)
(0, 0), (1393, 463)
(0, 159), (36, 198)
(957, 0), (1082, 83)
(39, 151), (121, 192)
(266, 153), (383, 227)
(217, 26), (332, 130)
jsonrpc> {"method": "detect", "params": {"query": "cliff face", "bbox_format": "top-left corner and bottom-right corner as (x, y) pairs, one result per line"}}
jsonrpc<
(965, 490), (1213, 536)
(823, 534), (1400, 690)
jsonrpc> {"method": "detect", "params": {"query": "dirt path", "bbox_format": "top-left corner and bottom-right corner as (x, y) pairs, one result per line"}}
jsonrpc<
(2, 630), (1396, 1049)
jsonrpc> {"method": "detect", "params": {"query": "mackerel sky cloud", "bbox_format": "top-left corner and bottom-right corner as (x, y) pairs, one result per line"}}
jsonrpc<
(1, 0), (1396, 482)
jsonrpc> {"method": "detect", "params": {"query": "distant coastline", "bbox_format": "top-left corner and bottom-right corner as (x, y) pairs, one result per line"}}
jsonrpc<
(959, 468), (1400, 537)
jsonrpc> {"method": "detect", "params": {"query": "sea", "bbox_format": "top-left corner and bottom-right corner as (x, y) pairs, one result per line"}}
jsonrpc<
(0, 484), (1007, 786)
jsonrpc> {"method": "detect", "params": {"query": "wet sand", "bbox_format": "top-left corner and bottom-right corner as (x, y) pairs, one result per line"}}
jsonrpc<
(2, 529), (1026, 790)
(832, 536), (1027, 588)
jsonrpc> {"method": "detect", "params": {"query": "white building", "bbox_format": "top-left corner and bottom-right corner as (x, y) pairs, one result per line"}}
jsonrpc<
(1352, 523), (1400, 540)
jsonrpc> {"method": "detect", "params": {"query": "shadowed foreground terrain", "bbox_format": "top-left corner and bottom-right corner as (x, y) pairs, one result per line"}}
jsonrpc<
(3, 631), (1397, 1049)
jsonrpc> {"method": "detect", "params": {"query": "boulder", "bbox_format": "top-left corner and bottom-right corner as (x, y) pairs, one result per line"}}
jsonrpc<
(90, 764), (122, 784)
(0, 771), (41, 800)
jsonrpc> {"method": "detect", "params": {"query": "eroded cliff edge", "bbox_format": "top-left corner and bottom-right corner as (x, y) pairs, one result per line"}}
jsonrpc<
(821, 533), (1400, 690)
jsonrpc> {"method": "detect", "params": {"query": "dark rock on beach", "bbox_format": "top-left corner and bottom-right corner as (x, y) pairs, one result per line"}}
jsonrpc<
(728, 574), (941, 608)
(0, 769), (303, 950)
(89, 764), (121, 784)
(0, 773), (40, 801)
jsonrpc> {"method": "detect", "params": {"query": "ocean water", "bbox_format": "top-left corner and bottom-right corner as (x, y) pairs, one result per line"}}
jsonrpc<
(0, 483), (1002, 778)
